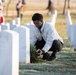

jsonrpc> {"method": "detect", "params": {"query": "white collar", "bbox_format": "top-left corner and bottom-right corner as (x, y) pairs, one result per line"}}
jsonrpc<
(40, 21), (45, 32)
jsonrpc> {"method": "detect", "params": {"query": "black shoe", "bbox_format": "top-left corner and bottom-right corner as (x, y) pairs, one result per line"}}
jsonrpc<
(48, 53), (56, 61)
(42, 53), (50, 60)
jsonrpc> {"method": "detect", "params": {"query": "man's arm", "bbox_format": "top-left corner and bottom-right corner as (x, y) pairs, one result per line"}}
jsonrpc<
(42, 26), (55, 53)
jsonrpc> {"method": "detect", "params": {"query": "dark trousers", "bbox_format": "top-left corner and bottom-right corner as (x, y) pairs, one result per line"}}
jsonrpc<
(16, 9), (20, 17)
(35, 38), (63, 53)
(16, 9), (23, 19)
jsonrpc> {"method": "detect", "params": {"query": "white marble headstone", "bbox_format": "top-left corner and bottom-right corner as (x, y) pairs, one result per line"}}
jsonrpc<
(0, 30), (19, 75)
(71, 24), (76, 50)
(25, 21), (34, 26)
(66, 24), (72, 41)
(15, 17), (20, 26)
(65, 11), (73, 41)
(10, 20), (17, 30)
(14, 26), (30, 63)
(49, 10), (57, 26)
(5, 23), (10, 29)
(1, 23), (10, 30)
(66, 11), (72, 25)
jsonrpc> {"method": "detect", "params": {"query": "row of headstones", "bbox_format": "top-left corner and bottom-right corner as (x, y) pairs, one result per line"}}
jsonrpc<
(0, 11), (57, 75)
(0, 1), (30, 75)
(0, 17), (30, 75)
(49, 10), (57, 27)
(0, 17), (20, 30)
(65, 10), (76, 51)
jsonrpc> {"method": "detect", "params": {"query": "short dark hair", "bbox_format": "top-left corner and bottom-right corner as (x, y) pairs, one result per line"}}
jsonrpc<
(32, 13), (43, 21)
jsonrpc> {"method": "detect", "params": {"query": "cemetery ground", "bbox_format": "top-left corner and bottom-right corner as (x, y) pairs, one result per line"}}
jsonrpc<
(3, 0), (76, 75)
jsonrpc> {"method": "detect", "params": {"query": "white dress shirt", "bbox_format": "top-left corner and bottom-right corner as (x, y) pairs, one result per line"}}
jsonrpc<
(26, 21), (63, 52)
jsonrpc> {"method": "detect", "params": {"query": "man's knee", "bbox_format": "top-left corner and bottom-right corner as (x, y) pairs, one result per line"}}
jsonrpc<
(52, 40), (63, 52)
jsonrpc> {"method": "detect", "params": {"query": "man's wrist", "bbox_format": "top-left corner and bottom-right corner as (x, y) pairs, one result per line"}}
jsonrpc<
(42, 50), (45, 54)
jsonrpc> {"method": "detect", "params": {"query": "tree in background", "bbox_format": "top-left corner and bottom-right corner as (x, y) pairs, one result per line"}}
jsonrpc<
(6, 0), (12, 17)
(63, 0), (70, 14)
(67, 0), (70, 8)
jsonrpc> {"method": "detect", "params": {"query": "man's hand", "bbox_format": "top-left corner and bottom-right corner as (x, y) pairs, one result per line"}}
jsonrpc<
(36, 49), (44, 56)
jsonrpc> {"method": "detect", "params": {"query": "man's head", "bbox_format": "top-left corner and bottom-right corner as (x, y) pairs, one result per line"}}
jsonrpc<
(32, 13), (43, 29)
